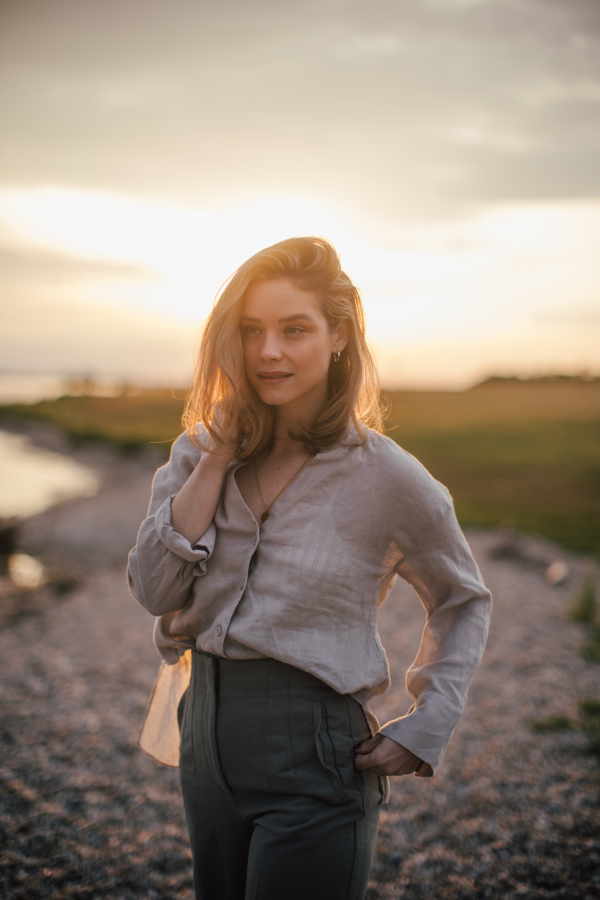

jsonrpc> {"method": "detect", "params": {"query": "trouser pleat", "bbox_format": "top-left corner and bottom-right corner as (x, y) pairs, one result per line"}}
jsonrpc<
(179, 651), (381, 900)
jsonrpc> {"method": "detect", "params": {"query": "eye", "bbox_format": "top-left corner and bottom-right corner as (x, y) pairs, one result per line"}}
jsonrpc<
(242, 324), (261, 336)
(285, 326), (306, 335)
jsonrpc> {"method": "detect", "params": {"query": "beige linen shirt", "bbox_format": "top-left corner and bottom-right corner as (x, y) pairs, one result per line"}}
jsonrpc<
(128, 427), (491, 781)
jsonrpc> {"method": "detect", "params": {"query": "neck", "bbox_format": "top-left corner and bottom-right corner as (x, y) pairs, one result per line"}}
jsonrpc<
(271, 411), (308, 456)
(270, 383), (327, 456)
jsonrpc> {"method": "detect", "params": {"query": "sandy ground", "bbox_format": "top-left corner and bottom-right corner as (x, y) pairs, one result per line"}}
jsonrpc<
(0, 425), (599, 899)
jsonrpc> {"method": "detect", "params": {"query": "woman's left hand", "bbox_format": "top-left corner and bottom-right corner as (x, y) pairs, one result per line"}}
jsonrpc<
(353, 734), (422, 776)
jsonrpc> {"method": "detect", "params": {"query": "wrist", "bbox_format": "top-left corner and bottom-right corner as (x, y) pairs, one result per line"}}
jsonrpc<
(200, 449), (236, 472)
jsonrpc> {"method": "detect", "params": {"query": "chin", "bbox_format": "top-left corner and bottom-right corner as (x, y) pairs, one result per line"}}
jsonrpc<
(260, 392), (295, 407)
(253, 384), (294, 405)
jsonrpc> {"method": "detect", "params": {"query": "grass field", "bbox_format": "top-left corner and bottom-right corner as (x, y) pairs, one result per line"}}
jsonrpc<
(0, 389), (186, 453)
(1, 377), (599, 555)
(383, 378), (600, 556)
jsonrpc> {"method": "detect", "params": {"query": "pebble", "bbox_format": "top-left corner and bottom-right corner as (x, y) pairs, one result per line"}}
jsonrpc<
(0, 438), (598, 899)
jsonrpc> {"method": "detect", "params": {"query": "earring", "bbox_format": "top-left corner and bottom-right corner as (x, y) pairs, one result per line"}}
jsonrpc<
(333, 351), (341, 363)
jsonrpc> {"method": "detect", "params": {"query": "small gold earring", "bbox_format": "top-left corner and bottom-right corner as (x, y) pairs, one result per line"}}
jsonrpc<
(333, 351), (341, 363)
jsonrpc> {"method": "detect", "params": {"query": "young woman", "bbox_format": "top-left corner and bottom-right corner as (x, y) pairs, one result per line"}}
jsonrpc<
(128, 236), (491, 900)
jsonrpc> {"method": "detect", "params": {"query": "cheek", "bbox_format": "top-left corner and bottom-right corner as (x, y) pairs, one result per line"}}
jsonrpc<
(301, 338), (333, 374)
(242, 341), (256, 369)
(291, 343), (323, 376)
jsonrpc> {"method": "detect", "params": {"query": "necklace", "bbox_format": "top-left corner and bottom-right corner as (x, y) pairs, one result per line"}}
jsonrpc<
(254, 454), (313, 523)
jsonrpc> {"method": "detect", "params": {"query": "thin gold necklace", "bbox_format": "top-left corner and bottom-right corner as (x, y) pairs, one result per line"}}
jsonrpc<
(254, 454), (313, 523)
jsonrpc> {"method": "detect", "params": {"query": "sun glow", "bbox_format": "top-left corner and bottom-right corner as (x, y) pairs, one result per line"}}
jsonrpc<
(0, 188), (371, 321)
(1, 187), (599, 387)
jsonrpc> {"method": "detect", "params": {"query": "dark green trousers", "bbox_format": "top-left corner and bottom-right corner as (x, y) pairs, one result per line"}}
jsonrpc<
(179, 650), (382, 900)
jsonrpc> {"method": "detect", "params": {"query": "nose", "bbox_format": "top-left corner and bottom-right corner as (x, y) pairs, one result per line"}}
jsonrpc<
(259, 331), (283, 360)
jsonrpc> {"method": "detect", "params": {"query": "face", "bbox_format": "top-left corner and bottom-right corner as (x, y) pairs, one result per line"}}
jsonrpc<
(241, 277), (347, 417)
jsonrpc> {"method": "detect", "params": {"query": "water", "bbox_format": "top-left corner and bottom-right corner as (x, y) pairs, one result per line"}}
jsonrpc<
(0, 373), (125, 404)
(0, 430), (99, 519)
(8, 552), (45, 589)
(0, 373), (69, 404)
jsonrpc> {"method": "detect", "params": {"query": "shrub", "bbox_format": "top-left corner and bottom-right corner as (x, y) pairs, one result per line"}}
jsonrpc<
(580, 699), (600, 758)
(571, 577), (597, 624)
(529, 715), (574, 733)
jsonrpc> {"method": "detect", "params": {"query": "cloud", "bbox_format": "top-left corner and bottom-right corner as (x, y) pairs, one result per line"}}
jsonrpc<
(0, 244), (192, 381)
(1, 0), (598, 387)
(1, 293), (195, 382)
(0, 0), (598, 223)
(0, 245), (154, 290)
(533, 307), (600, 328)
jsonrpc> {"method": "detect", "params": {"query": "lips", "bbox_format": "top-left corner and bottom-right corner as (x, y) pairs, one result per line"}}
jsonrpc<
(256, 372), (293, 384)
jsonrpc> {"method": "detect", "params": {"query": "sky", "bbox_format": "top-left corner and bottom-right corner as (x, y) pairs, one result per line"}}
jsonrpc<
(1, 0), (599, 388)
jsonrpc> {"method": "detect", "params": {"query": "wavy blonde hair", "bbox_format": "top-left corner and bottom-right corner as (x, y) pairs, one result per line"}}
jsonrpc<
(183, 235), (383, 459)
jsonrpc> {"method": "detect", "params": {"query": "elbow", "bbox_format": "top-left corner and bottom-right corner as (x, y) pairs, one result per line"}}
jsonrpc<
(140, 596), (190, 618)
(126, 549), (143, 604)
(132, 583), (192, 617)
(451, 580), (492, 616)
(127, 549), (191, 617)
(133, 575), (192, 617)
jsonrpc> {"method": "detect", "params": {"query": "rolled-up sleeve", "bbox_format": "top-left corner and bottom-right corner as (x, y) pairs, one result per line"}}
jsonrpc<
(127, 432), (217, 616)
(380, 504), (492, 776)
(154, 495), (215, 568)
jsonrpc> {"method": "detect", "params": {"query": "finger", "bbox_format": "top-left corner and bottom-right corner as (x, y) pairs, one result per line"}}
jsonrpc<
(353, 751), (374, 770)
(354, 734), (383, 754)
(355, 752), (416, 776)
(353, 742), (375, 755)
(354, 748), (386, 770)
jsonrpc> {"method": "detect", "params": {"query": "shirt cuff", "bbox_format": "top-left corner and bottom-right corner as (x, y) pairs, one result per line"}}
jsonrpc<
(154, 495), (216, 573)
(379, 717), (435, 777)
(380, 703), (456, 777)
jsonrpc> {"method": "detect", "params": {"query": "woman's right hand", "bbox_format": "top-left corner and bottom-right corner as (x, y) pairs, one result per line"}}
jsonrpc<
(171, 413), (240, 544)
(203, 407), (241, 465)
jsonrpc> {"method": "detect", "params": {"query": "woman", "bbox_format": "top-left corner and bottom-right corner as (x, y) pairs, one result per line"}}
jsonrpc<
(128, 236), (491, 900)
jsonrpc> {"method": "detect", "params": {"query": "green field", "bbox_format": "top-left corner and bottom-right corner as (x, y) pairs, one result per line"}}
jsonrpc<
(383, 378), (600, 556)
(0, 389), (187, 453)
(2, 377), (599, 555)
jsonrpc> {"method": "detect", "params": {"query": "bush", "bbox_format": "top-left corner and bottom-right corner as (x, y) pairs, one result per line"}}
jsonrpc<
(570, 577), (597, 624)
(529, 715), (574, 733)
(580, 626), (600, 663)
(580, 699), (600, 758)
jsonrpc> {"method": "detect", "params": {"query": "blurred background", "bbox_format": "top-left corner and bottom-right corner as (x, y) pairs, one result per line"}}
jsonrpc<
(1, 0), (599, 392)
(1, 0), (599, 555)
(1, 4), (600, 898)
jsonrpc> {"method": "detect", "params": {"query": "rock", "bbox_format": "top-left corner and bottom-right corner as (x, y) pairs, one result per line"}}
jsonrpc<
(1, 433), (599, 899)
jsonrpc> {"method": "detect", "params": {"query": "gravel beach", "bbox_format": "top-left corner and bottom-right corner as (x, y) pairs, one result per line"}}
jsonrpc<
(1, 428), (599, 899)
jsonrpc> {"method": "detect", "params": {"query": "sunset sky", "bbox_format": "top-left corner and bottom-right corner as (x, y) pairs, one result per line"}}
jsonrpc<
(1, 0), (599, 388)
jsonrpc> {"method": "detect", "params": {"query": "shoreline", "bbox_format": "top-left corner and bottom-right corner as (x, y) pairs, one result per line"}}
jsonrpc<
(1, 422), (599, 897)
(0, 421), (163, 628)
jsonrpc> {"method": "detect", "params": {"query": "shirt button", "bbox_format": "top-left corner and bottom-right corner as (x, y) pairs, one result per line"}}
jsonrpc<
(215, 625), (222, 636)
(238, 580), (245, 590)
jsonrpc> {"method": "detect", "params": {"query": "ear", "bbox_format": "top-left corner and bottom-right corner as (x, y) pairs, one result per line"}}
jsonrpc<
(332, 318), (350, 353)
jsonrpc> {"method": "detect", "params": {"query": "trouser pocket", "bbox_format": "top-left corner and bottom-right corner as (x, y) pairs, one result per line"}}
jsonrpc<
(180, 651), (231, 795)
(312, 699), (352, 804)
(178, 684), (194, 767)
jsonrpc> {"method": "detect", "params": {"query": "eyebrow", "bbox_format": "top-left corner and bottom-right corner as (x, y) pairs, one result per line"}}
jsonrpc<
(240, 313), (315, 324)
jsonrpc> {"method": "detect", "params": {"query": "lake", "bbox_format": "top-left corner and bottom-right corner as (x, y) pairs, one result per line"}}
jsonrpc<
(0, 430), (99, 519)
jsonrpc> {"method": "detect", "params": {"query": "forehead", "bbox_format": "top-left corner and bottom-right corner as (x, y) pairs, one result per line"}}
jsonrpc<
(242, 277), (322, 319)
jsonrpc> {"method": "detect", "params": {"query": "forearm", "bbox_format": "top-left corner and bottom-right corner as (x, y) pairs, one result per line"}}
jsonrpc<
(127, 503), (217, 615)
(170, 451), (231, 544)
(126, 429), (226, 615)
(384, 506), (492, 773)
